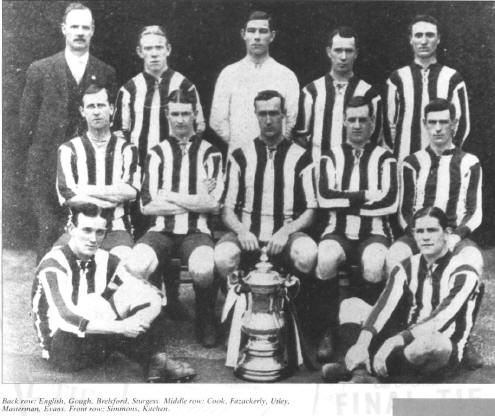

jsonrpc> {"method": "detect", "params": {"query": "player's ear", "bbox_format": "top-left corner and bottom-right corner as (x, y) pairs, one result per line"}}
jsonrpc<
(79, 105), (85, 117)
(136, 45), (143, 59)
(240, 28), (246, 40)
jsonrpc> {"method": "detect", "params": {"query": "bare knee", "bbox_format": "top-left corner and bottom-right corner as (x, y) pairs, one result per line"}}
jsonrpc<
(362, 243), (388, 283)
(214, 242), (241, 280)
(123, 244), (158, 280)
(290, 236), (317, 274)
(339, 297), (372, 325)
(189, 246), (215, 288)
(316, 240), (345, 281)
(386, 241), (413, 275)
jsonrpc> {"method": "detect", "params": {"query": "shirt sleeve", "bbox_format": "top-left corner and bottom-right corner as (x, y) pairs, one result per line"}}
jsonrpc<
(56, 143), (78, 205)
(360, 154), (398, 217)
(285, 71), (300, 138)
(192, 85), (206, 133)
(317, 155), (366, 209)
(294, 85), (315, 147)
(140, 148), (162, 207)
(383, 76), (400, 151)
(204, 148), (224, 202)
(222, 153), (241, 209)
(121, 142), (141, 193)
(112, 86), (131, 140)
(399, 159), (417, 232)
(38, 267), (89, 337)
(451, 78), (470, 148)
(454, 157), (482, 238)
(408, 264), (479, 339)
(209, 68), (232, 143)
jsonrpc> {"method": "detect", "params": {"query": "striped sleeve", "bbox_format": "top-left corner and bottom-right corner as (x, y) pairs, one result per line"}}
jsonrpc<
(362, 264), (409, 335)
(455, 158), (482, 237)
(191, 84), (206, 133)
(451, 79), (470, 147)
(37, 268), (89, 337)
(383, 75), (401, 150)
(409, 264), (479, 339)
(222, 153), (241, 209)
(56, 142), (78, 205)
(367, 89), (383, 146)
(121, 142), (141, 192)
(317, 155), (365, 209)
(360, 154), (398, 216)
(112, 85), (132, 139)
(141, 147), (162, 207)
(399, 158), (417, 231)
(294, 83), (316, 146)
(204, 147), (224, 202)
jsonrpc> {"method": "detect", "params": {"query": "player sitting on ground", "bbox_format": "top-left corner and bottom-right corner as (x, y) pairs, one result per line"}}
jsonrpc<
(32, 203), (196, 382)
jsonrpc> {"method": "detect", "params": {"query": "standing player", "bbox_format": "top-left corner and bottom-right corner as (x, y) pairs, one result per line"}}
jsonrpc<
(296, 27), (382, 163)
(123, 89), (223, 348)
(386, 98), (482, 275)
(322, 207), (482, 383)
(32, 203), (196, 382)
(113, 25), (205, 169)
(210, 11), (299, 152)
(315, 96), (398, 362)
(384, 15), (470, 162)
(56, 85), (139, 259)
(19, 3), (116, 262)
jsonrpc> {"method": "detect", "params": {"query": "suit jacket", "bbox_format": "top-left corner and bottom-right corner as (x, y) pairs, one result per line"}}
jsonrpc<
(19, 51), (117, 194)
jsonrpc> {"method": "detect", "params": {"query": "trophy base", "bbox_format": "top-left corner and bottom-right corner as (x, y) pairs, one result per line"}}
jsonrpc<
(234, 353), (290, 382)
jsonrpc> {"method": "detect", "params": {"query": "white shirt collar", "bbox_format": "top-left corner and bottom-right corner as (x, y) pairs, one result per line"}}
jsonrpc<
(65, 48), (89, 67)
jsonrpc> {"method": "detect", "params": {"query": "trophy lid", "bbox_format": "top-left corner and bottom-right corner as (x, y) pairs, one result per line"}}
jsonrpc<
(244, 247), (284, 286)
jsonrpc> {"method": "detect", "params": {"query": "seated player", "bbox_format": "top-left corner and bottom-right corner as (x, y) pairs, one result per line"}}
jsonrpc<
(321, 207), (482, 383)
(56, 84), (139, 259)
(123, 88), (223, 348)
(213, 90), (317, 367)
(32, 203), (196, 382)
(386, 98), (483, 276)
(315, 96), (398, 362)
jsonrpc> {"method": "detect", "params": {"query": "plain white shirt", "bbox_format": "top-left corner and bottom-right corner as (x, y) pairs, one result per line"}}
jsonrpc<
(210, 56), (299, 151)
(65, 48), (89, 84)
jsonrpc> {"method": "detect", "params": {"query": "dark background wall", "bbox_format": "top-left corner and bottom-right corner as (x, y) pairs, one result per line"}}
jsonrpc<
(3, 0), (495, 248)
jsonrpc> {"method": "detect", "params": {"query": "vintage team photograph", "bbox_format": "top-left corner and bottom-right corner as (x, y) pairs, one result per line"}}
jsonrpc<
(2, 0), (495, 386)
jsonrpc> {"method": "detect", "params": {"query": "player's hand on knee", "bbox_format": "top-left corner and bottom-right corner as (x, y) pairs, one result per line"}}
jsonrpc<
(238, 230), (259, 251)
(119, 319), (147, 338)
(373, 335), (404, 377)
(267, 229), (289, 256)
(345, 343), (371, 373)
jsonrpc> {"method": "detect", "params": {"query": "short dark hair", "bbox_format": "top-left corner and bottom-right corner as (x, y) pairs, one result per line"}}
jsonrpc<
(63, 2), (93, 24)
(344, 96), (373, 118)
(245, 10), (273, 31)
(166, 88), (197, 111)
(253, 90), (286, 113)
(81, 84), (108, 105)
(413, 206), (449, 230)
(408, 14), (440, 37)
(424, 98), (456, 120)
(137, 25), (168, 47)
(70, 203), (113, 227)
(327, 26), (358, 49)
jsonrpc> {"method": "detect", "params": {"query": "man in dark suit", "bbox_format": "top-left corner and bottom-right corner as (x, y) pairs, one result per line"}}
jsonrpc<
(19, 2), (117, 262)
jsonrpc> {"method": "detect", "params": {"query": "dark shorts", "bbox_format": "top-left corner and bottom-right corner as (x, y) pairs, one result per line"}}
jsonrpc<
(320, 233), (390, 264)
(138, 231), (214, 267)
(217, 231), (312, 273)
(395, 233), (480, 256)
(54, 230), (134, 251)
